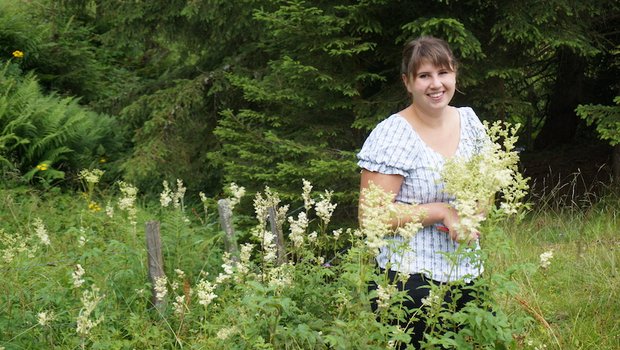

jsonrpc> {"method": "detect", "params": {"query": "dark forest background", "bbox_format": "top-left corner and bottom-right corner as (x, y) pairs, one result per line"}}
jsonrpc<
(1, 0), (619, 219)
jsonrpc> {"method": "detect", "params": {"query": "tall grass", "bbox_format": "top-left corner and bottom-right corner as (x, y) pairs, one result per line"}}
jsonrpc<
(0, 179), (618, 349)
(494, 183), (620, 349)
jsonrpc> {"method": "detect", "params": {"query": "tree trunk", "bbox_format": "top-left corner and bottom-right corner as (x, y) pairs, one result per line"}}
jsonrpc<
(534, 48), (586, 150)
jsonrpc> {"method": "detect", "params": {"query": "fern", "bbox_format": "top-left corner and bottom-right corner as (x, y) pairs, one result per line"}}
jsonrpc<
(0, 64), (121, 183)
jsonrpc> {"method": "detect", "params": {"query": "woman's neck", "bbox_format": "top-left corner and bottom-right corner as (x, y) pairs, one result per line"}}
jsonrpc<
(409, 103), (452, 128)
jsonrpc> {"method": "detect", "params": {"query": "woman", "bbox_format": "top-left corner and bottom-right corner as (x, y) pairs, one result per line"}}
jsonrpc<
(357, 36), (488, 348)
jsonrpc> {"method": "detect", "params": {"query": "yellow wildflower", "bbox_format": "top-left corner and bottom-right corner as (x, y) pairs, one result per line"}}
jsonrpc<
(36, 163), (49, 171)
(12, 50), (24, 58)
(88, 201), (101, 212)
(99, 157), (107, 164)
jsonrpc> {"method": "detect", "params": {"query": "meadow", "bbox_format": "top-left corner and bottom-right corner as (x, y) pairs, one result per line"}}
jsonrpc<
(1, 174), (618, 349)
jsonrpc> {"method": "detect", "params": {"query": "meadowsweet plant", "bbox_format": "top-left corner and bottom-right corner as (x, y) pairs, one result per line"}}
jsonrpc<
(539, 250), (554, 269)
(76, 285), (105, 337)
(159, 179), (187, 209)
(226, 182), (246, 212)
(194, 277), (217, 308)
(441, 121), (529, 242)
(79, 169), (104, 210)
(78, 169), (104, 187)
(301, 178), (315, 211)
(198, 191), (209, 221)
(173, 179), (187, 209)
(72, 264), (86, 288)
(315, 190), (337, 228)
(160, 180), (173, 207)
(217, 325), (239, 340)
(252, 187), (288, 265)
(358, 183), (424, 250)
(376, 283), (397, 310)
(105, 202), (114, 218)
(117, 181), (138, 227)
(32, 218), (51, 246)
(288, 211), (309, 248)
(154, 275), (168, 303)
(37, 310), (55, 327)
(0, 229), (32, 263)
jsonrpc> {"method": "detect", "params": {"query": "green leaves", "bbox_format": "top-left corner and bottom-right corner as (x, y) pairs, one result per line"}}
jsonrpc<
(0, 66), (120, 184)
(576, 96), (620, 146)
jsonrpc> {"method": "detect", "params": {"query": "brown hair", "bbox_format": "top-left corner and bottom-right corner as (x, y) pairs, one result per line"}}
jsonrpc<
(401, 36), (458, 78)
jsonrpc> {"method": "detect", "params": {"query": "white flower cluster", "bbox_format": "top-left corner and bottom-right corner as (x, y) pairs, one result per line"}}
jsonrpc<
(160, 179), (187, 209)
(72, 264), (86, 288)
(216, 326), (239, 340)
(539, 250), (554, 269)
(104, 201), (114, 218)
(32, 218), (51, 246)
(252, 187), (286, 264)
(195, 278), (217, 307)
(154, 275), (168, 302)
(0, 229), (33, 263)
(267, 263), (294, 291)
(315, 190), (337, 227)
(173, 295), (186, 316)
(78, 169), (104, 185)
(441, 121), (529, 242)
(216, 252), (235, 284)
(117, 181), (138, 226)
(171, 269), (189, 315)
(358, 183), (423, 250)
(421, 290), (442, 308)
(302, 179), (315, 211)
(37, 310), (55, 327)
(76, 285), (104, 336)
(288, 212), (308, 248)
(376, 283), (397, 310)
(173, 179), (186, 209)
(160, 181), (173, 207)
(227, 182), (246, 212)
(199, 191), (209, 218)
(237, 243), (254, 277)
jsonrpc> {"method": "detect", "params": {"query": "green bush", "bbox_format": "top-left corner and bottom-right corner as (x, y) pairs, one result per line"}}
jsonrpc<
(0, 63), (123, 185)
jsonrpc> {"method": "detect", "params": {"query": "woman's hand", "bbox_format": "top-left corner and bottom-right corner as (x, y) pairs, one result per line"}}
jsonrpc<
(438, 204), (479, 244)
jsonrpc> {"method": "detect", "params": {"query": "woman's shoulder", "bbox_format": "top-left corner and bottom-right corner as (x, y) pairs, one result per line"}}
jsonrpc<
(456, 106), (484, 128)
(374, 113), (409, 130)
(456, 106), (478, 119)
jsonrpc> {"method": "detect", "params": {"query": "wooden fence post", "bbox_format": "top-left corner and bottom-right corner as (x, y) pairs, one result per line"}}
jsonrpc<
(146, 220), (166, 311)
(268, 206), (286, 265)
(217, 199), (239, 260)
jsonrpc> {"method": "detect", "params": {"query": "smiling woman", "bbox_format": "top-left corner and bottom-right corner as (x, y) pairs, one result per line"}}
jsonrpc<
(357, 35), (489, 349)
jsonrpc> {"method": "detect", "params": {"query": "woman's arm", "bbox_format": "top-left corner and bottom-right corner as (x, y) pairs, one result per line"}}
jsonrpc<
(359, 169), (461, 240)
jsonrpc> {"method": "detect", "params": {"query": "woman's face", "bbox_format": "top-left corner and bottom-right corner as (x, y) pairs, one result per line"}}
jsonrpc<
(403, 60), (456, 112)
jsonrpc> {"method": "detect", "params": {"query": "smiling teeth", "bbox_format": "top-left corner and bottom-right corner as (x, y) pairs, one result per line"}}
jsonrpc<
(429, 92), (443, 98)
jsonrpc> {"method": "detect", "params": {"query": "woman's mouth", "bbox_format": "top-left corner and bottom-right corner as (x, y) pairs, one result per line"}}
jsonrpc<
(427, 91), (444, 100)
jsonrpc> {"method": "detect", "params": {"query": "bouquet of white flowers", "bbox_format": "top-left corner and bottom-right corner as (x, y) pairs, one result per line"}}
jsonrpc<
(441, 121), (529, 242)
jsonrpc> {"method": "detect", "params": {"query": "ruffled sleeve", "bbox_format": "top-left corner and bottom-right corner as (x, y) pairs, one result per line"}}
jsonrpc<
(356, 115), (419, 177)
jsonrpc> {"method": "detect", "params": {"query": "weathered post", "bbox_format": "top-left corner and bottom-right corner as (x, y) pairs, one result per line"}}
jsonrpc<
(145, 220), (166, 311)
(268, 206), (286, 265)
(217, 199), (239, 260)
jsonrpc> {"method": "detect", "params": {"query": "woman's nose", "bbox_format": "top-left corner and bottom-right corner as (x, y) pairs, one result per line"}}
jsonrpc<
(430, 75), (442, 88)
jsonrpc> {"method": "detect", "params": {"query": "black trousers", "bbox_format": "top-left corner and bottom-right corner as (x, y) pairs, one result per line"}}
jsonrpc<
(369, 268), (480, 349)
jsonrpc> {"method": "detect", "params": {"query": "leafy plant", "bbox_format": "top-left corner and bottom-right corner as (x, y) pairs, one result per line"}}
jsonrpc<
(0, 64), (122, 184)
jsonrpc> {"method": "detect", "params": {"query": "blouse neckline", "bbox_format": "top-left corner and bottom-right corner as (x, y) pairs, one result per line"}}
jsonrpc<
(392, 107), (464, 160)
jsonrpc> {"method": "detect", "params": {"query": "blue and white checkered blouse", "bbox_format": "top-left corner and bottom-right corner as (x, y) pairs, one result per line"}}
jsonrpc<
(357, 107), (487, 282)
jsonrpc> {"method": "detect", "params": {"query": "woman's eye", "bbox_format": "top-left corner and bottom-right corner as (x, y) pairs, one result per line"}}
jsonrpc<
(418, 74), (428, 79)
